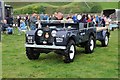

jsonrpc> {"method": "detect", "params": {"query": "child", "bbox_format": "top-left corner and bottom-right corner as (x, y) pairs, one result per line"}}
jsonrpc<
(18, 20), (27, 35)
(20, 20), (26, 30)
(6, 26), (13, 34)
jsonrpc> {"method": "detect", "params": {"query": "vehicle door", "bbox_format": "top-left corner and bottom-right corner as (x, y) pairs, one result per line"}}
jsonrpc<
(78, 23), (88, 42)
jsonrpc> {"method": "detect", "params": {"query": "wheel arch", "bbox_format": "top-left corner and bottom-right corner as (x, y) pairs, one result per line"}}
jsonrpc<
(89, 32), (96, 47)
(67, 36), (76, 45)
(89, 32), (96, 39)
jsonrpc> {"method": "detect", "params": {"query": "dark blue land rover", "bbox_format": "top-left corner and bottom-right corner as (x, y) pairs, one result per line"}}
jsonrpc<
(25, 20), (110, 63)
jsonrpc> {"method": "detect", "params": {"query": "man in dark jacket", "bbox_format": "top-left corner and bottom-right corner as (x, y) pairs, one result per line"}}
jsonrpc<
(1, 20), (9, 33)
(6, 16), (13, 27)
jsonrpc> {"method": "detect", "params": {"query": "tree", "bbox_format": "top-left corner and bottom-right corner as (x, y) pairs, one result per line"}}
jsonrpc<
(39, 6), (46, 14)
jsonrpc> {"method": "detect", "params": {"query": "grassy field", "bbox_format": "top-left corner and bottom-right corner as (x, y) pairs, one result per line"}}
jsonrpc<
(2, 29), (119, 78)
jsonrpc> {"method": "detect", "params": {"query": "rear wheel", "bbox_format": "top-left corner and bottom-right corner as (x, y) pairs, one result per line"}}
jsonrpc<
(112, 27), (114, 31)
(63, 40), (76, 63)
(26, 48), (40, 60)
(101, 34), (109, 47)
(85, 36), (95, 54)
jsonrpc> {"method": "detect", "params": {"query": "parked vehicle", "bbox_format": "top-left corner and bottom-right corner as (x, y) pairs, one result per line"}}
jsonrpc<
(109, 22), (118, 31)
(0, 1), (13, 41)
(0, 1), (13, 26)
(25, 20), (110, 63)
(0, 1), (4, 41)
(4, 4), (13, 27)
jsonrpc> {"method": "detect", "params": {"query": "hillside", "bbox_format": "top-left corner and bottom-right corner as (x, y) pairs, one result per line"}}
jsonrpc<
(99, 2), (118, 10)
(5, 2), (71, 9)
(6, 2), (118, 14)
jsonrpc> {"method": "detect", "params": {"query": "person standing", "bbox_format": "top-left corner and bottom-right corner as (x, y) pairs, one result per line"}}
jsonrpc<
(72, 14), (78, 23)
(30, 12), (37, 30)
(17, 16), (21, 28)
(80, 15), (87, 23)
(87, 15), (92, 22)
(25, 14), (30, 30)
(5, 16), (13, 27)
(17, 16), (21, 35)
(95, 15), (100, 27)
(36, 15), (41, 29)
(40, 12), (44, 20)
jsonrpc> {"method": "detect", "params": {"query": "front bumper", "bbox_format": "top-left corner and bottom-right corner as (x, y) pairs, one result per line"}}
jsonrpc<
(25, 43), (66, 50)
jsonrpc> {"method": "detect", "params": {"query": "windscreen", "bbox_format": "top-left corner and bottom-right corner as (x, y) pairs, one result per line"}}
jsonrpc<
(65, 23), (79, 29)
(41, 23), (79, 30)
(41, 23), (64, 29)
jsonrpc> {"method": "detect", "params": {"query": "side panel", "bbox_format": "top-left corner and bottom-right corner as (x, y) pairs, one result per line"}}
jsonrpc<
(78, 23), (96, 43)
(78, 23), (87, 43)
(96, 30), (107, 41)
(55, 30), (78, 46)
(67, 30), (79, 45)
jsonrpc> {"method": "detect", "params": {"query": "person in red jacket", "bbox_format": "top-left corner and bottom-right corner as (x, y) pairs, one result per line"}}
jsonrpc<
(87, 14), (92, 22)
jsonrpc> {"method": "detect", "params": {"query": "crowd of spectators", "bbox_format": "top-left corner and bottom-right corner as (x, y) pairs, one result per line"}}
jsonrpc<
(1, 12), (111, 35)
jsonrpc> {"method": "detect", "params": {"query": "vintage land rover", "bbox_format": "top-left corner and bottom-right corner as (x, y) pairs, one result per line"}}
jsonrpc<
(25, 20), (110, 63)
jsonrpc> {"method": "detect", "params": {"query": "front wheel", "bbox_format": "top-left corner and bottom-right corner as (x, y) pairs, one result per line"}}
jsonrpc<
(63, 40), (76, 63)
(101, 34), (109, 47)
(85, 36), (95, 54)
(26, 48), (40, 60)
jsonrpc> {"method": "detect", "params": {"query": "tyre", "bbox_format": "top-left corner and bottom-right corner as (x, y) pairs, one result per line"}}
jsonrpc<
(26, 48), (40, 60)
(85, 36), (95, 54)
(63, 40), (76, 63)
(101, 34), (109, 47)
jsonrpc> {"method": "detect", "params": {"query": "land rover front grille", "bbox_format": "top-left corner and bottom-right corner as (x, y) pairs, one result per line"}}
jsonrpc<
(35, 32), (54, 45)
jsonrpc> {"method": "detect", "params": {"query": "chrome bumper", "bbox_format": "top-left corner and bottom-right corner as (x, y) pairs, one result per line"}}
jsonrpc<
(25, 43), (66, 50)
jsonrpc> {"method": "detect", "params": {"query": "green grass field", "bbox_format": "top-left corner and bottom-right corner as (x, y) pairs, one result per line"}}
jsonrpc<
(2, 29), (119, 78)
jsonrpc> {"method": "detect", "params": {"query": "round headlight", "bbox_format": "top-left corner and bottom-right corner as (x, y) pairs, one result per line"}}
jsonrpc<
(37, 30), (43, 36)
(51, 30), (57, 37)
